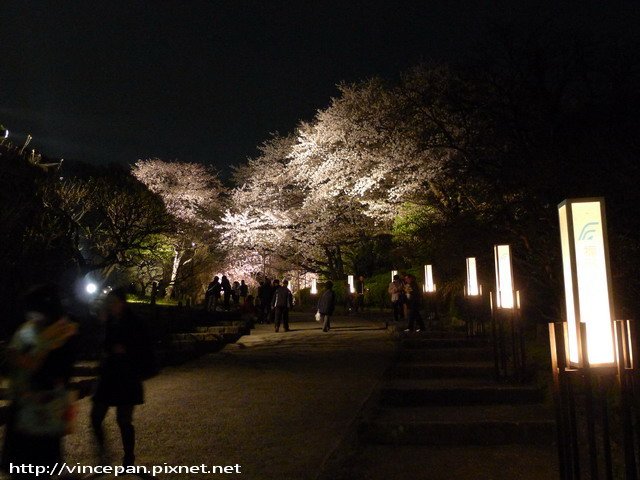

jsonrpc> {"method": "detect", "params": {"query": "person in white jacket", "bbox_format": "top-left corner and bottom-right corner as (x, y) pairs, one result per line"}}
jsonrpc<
(388, 274), (405, 327)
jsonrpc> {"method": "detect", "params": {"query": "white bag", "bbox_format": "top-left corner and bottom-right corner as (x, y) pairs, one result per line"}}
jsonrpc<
(315, 310), (321, 322)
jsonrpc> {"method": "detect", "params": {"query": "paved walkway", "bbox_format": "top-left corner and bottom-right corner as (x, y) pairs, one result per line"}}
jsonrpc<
(63, 313), (396, 480)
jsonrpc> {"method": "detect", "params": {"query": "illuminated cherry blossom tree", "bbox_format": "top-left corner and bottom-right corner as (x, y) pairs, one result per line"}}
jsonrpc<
(132, 158), (225, 297)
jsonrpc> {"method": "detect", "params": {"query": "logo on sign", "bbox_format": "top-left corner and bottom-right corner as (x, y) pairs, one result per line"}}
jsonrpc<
(578, 222), (599, 241)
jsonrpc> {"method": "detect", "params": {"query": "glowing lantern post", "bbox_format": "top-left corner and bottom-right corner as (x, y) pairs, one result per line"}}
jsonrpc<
(549, 199), (632, 480)
(558, 198), (615, 367)
(465, 257), (480, 297)
(494, 245), (515, 309)
(491, 244), (526, 378)
(347, 275), (355, 294)
(310, 279), (318, 295)
(464, 257), (484, 336)
(424, 265), (436, 293)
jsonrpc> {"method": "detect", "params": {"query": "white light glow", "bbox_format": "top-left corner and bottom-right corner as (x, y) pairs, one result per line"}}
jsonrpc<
(494, 245), (514, 309)
(348, 275), (355, 294)
(311, 279), (318, 295)
(391, 270), (398, 281)
(466, 257), (480, 296)
(86, 283), (98, 294)
(424, 265), (435, 293)
(4, 130), (8, 139)
(559, 199), (615, 366)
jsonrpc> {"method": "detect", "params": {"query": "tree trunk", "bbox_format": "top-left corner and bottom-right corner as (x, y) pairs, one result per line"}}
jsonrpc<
(334, 245), (345, 278)
(166, 248), (184, 299)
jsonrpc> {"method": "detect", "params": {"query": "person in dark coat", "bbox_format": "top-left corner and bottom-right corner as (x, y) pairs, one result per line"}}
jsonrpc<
(2, 284), (78, 479)
(403, 274), (426, 333)
(239, 280), (249, 303)
(317, 281), (336, 332)
(220, 275), (232, 311)
(206, 276), (221, 312)
(231, 281), (241, 306)
(272, 279), (293, 332)
(91, 288), (149, 466)
(260, 278), (278, 323)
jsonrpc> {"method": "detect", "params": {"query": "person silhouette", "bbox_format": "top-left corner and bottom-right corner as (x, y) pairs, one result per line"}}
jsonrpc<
(91, 288), (151, 467)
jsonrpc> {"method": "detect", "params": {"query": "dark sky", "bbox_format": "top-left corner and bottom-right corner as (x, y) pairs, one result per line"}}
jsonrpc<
(0, 1), (637, 174)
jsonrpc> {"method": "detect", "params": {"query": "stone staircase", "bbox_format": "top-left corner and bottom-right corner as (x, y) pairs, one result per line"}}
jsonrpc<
(337, 330), (559, 480)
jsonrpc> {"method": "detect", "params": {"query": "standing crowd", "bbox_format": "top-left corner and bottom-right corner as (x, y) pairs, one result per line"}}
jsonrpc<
(204, 275), (250, 313)
(205, 276), (295, 333)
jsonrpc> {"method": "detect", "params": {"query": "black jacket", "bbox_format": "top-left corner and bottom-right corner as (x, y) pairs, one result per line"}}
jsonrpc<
(317, 289), (336, 315)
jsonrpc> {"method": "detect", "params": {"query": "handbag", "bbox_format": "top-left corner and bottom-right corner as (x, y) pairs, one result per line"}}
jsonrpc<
(315, 310), (321, 322)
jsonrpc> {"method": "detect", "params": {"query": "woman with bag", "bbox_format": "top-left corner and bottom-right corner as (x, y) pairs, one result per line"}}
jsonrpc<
(317, 281), (336, 333)
(2, 284), (78, 479)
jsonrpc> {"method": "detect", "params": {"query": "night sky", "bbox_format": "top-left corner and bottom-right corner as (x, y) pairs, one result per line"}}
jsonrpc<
(0, 1), (636, 175)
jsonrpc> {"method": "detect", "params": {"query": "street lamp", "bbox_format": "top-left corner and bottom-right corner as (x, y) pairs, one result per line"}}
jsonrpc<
(558, 198), (615, 366)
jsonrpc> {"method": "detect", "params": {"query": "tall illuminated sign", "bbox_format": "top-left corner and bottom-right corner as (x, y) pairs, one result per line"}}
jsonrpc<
(347, 275), (355, 294)
(494, 245), (514, 309)
(466, 257), (480, 296)
(424, 265), (435, 293)
(558, 198), (615, 366)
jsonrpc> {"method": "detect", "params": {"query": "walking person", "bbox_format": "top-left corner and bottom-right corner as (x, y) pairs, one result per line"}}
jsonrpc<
(317, 281), (336, 332)
(403, 274), (426, 333)
(91, 288), (152, 467)
(268, 279), (280, 324)
(388, 274), (405, 328)
(272, 279), (293, 332)
(2, 284), (78, 480)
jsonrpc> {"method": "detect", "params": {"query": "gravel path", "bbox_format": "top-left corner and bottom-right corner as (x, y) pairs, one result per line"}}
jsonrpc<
(62, 314), (395, 480)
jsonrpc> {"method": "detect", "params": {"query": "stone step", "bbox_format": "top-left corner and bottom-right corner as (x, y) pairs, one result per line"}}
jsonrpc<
(400, 338), (490, 349)
(390, 362), (495, 379)
(398, 347), (493, 363)
(168, 332), (223, 342)
(361, 404), (554, 445)
(332, 444), (558, 480)
(395, 329), (469, 339)
(194, 325), (246, 335)
(379, 379), (545, 407)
